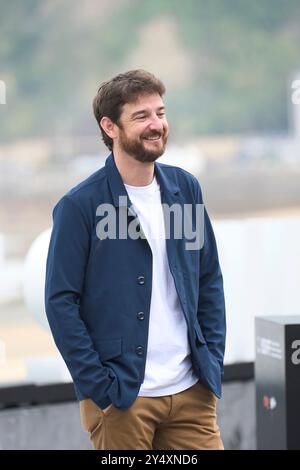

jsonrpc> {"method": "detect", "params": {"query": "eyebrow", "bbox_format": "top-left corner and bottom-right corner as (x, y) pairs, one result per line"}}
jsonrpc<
(130, 106), (165, 119)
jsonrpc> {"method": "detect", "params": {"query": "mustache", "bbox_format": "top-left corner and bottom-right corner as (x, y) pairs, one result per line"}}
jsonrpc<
(142, 131), (163, 138)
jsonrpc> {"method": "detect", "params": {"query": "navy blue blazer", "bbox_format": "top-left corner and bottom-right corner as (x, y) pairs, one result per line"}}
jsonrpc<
(45, 153), (226, 410)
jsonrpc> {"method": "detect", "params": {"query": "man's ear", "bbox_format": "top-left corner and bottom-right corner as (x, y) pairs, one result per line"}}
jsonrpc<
(100, 116), (118, 139)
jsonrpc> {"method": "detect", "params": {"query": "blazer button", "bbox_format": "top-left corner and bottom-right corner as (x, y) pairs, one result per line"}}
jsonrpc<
(137, 312), (145, 320)
(136, 346), (144, 356)
(137, 276), (145, 285)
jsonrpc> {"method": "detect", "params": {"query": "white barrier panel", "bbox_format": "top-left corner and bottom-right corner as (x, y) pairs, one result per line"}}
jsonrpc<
(214, 218), (300, 364)
(0, 233), (23, 304)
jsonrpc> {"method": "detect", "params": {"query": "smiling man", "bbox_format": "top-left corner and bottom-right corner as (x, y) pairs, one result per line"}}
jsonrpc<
(45, 70), (226, 450)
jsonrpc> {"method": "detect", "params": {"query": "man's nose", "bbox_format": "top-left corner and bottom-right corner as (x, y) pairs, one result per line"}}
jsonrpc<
(148, 114), (164, 132)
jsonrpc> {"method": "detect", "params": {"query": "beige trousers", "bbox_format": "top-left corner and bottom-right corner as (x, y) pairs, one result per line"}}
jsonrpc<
(80, 380), (224, 450)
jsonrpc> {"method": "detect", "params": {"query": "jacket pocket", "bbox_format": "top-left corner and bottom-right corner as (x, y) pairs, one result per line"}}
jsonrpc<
(94, 338), (122, 361)
(193, 320), (206, 346)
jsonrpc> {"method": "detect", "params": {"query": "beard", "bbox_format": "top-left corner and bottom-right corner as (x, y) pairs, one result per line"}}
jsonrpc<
(118, 127), (169, 163)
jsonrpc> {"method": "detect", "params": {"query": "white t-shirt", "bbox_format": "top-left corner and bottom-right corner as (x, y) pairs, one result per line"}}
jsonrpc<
(124, 175), (199, 396)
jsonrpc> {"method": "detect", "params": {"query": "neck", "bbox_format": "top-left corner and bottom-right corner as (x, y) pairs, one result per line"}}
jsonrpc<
(112, 148), (155, 187)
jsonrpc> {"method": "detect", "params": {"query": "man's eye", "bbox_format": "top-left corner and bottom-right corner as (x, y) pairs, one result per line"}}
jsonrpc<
(157, 113), (165, 117)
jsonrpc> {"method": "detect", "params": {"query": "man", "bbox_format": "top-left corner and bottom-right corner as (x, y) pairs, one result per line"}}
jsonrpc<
(45, 69), (226, 450)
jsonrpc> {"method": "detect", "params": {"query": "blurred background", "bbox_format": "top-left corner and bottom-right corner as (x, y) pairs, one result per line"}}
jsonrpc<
(0, 0), (300, 450)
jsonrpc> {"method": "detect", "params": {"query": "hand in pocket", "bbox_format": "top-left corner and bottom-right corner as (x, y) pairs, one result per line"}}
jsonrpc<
(102, 403), (113, 414)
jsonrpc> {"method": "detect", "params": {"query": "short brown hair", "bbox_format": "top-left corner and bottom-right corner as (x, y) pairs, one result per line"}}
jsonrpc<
(93, 69), (166, 150)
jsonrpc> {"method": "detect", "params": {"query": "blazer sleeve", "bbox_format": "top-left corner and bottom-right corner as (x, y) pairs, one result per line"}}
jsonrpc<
(44, 195), (116, 409)
(196, 183), (226, 376)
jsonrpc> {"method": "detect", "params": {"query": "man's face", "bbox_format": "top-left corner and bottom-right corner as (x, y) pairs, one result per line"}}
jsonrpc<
(116, 93), (169, 163)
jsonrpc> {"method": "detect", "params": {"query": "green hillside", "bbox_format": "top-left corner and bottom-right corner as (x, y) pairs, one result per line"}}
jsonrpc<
(0, 0), (300, 142)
